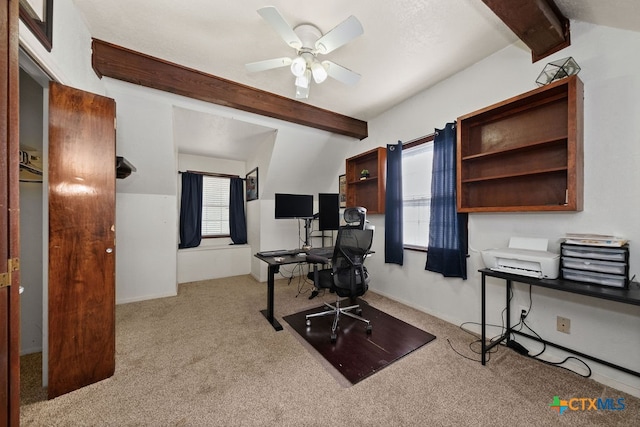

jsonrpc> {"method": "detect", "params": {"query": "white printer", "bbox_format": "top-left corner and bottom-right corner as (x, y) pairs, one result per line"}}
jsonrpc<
(481, 237), (560, 279)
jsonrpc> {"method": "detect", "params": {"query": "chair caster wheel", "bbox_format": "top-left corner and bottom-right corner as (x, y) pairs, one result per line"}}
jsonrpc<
(355, 308), (363, 316)
(330, 334), (337, 343)
(365, 325), (372, 334)
(306, 319), (311, 326)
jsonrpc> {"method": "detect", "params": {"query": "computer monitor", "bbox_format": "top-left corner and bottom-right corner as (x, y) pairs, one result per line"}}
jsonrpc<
(318, 193), (340, 231)
(274, 193), (314, 219)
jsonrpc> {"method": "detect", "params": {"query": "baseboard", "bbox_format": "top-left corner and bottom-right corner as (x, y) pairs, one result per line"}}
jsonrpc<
(116, 291), (177, 305)
(20, 346), (43, 356)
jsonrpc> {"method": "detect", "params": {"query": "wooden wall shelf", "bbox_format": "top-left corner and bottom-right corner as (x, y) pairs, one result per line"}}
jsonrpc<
(345, 147), (386, 214)
(457, 75), (583, 212)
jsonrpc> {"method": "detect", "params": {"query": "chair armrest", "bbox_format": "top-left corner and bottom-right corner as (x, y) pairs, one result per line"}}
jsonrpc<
(306, 253), (330, 264)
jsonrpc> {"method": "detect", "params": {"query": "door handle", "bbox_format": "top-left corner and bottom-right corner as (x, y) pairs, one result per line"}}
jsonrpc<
(106, 248), (113, 254)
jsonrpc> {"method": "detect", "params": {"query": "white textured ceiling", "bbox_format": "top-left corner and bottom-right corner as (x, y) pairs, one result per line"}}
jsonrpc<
(74, 0), (520, 121)
(71, 0), (640, 159)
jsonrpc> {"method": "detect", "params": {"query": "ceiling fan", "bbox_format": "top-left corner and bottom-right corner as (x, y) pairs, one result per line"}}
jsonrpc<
(245, 6), (364, 99)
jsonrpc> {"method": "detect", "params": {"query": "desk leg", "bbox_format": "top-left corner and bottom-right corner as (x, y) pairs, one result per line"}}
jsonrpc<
(506, 279), (512, 346)
(481, 273), (486, 365)
(260, 264), (283, 331)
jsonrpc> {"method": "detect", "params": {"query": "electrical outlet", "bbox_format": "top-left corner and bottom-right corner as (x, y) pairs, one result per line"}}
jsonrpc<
(557, 316), (571, 334)
(519, 306), (529, 319)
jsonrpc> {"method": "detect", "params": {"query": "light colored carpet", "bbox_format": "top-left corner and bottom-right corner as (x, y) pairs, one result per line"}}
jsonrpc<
(20, 274), (639, 426)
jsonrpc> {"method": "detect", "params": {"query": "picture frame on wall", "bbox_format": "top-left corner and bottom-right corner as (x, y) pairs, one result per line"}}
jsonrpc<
(19, 0), (54, 52)
(339, 174), (347, 208)
(246, 167), (258, 201)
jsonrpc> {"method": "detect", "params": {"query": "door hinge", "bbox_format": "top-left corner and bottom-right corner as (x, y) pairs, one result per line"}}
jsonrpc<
(0, 273), (9, 288)
(0, 258), (19, 289)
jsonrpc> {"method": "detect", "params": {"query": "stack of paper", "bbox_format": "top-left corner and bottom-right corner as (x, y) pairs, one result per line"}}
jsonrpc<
(564, 233), (628, 247)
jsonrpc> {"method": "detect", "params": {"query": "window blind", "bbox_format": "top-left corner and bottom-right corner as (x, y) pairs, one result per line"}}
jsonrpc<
(202, 176), (230, 236)
(402, 143), (433, 248)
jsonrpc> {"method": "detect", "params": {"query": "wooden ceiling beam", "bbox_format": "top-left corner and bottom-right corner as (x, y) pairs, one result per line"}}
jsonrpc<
(482, 0), (570, 62)
(91, 39), (368, 140)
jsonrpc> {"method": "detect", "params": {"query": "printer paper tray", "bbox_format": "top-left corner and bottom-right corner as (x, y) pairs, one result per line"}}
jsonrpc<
(490, 266), (543, 278)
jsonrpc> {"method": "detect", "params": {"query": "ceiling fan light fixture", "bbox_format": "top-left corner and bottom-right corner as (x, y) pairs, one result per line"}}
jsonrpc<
(295, 84), (309, 99)
(290, 56), (307, 77)
(295, 69), (311, 89)
(250, 8), (364, 100)
(310, 60), (328, 84)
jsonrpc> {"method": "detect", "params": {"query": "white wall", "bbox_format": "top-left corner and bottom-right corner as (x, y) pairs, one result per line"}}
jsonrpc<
(246, 132), (276, 281)
(115, 193), (178, 303)
(357, 21), (640, 396)
(177, 245), (251, 283)
(104, 80), (179, 303)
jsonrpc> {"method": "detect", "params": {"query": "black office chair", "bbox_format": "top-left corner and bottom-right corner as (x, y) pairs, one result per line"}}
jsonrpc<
(305, 207), (374, 343)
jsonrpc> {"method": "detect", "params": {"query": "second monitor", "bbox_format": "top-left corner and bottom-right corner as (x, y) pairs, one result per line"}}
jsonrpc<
(318, 193), (340, 231)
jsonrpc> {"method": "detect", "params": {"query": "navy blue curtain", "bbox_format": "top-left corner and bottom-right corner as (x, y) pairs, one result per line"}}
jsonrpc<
(425, 122), (468, 279)
(385, 141), (404, 265)
(229, 177), (248, 244)
(178, 172), (203, 249)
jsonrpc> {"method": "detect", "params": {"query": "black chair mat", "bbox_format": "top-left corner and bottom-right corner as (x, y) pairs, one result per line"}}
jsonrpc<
(283, 299), (436, 384)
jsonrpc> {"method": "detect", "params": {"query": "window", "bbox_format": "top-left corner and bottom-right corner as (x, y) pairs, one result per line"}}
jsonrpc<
(402, 140), (433, 249)
(202, 175), (230, 237)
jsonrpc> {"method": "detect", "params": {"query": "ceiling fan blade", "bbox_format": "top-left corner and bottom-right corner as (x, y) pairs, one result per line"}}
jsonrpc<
(257, 6), (302, 49)
(315, 15), (363, 54)
(323, 61), (361, 86)
(245, 57), (292, 73)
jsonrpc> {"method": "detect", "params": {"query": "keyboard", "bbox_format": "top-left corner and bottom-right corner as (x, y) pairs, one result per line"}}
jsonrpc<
(257, 249), (294, 257)
(257, 247), (335, 258)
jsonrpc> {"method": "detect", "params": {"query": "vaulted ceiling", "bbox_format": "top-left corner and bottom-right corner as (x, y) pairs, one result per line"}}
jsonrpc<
(68, 0), (640, 158)
(72, 0), (640, 121)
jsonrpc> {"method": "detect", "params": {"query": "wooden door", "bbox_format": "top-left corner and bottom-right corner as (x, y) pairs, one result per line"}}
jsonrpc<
(1, 0), (21, 424)
(47, 82), (116, 399)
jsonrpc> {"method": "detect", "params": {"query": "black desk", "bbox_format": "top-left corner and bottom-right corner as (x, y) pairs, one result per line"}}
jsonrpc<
(479, 268), (640, 376)
(255, 250), (324, 331)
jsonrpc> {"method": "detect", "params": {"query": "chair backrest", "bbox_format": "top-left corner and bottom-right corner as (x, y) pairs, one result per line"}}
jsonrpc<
(343, 207), (367, 229)
(331, 226), (374, 297)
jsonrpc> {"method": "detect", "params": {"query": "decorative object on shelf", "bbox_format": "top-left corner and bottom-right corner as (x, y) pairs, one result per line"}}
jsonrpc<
(245, 167), (258, 201)
(360, 169), (370, 180)
(535, 56), (580, 86)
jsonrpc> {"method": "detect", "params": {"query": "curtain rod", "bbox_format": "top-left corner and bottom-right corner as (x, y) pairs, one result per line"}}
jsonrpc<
(403, 132), (435, 149)
(179, 170), (241, 179)
(402, 121), (456, 148)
